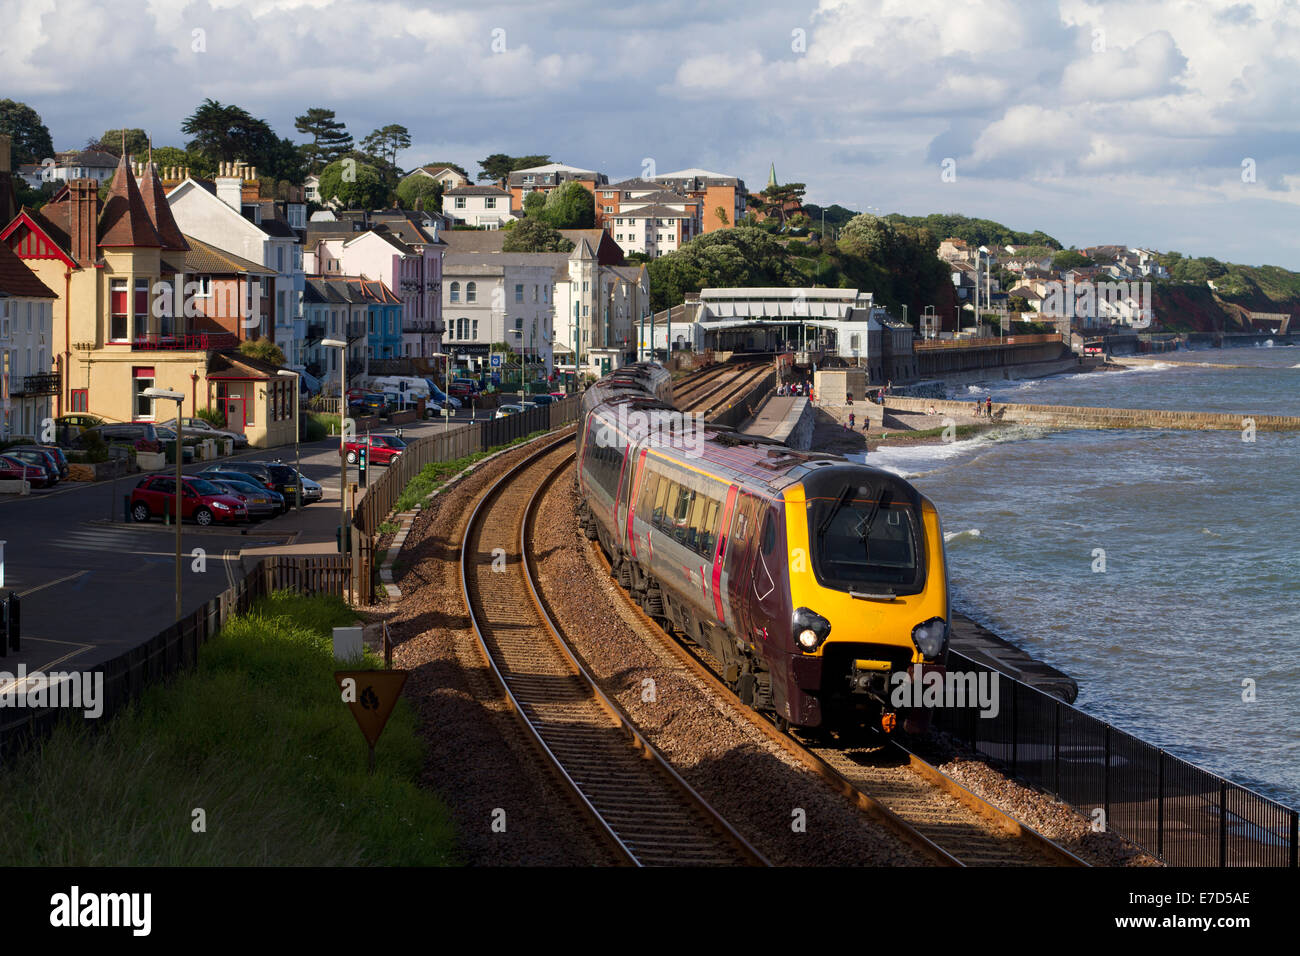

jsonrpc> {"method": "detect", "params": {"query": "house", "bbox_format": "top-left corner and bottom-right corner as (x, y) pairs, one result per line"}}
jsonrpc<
(0, 216), (58, 440)
(304, 174), (320, 203)
(301, 276), (368, 386)
(411, 165), (469, 190)
(938, 238), (974, 262)
(441, 186), (517, 228)
(0, 142), (291, 447)
(18, 149), (121, 190)
(442, 254), (557, 376)
(165, 163), (305, 366)
(506, 162), (607, 212)
(651, 169), (747, 234)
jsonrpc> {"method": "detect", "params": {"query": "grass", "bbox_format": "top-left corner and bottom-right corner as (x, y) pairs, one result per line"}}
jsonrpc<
(377, 521), (400, 536)
(393, 429), (550, 513)
(304, 412), (335, 442)
(880, 423), (992, 441)
(0, 591), (457, 866)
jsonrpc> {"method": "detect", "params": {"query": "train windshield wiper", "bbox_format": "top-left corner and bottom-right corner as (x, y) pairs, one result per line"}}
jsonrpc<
(854, 487), (888, 562)
(817, 483), (855, 538)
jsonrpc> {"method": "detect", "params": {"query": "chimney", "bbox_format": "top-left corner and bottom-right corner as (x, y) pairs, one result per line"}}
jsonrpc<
(215, 160), (244, 211)
(68, 178), (98, 266)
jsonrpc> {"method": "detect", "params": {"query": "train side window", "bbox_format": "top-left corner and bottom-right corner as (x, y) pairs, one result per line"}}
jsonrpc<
(686, 492), (710, 552)
(653, 477), (673, 530)
(637, 470), (658, 515)
(699, 498), (720, 555)
(673, 487), (694, 543)
(760, 511), (776, 555)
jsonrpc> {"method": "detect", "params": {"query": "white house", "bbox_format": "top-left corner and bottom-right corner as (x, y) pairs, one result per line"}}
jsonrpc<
(412, 165), (470, 190)
(441, 186), (517, 229)
(0, 243), (58, 441)
(166, 163), (305, 364)
(442, 253), (556, 377)
(18, 149), (120, 190)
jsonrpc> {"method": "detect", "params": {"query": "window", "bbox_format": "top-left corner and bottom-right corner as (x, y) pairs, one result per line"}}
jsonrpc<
(194, 277), (212, 298)
(603, 192), (614, 199)
(524, 175), (534, 183)
(617, 234), (624, 241)
(532, 285), (539, 302)
(583, 305), (589, 317)
(485, 197), (496, 209)
(454, 196), (466, 209)
(450, 281), (460, 303)
(277, 247), (284, 273)
(604, 206), (613, 214)
(514, 317), (523, 331)
(110, 279), (129, 340)
(134, 278), (150, 331)
(133, 367), (155, 419)
(515, 284), (524, 303)
(582, 281), (589, 292)
(70, 388), (88, 412)
(466, 282), (477, 303)
(471, 319), (479, 339)
(616, 218), (624, 226)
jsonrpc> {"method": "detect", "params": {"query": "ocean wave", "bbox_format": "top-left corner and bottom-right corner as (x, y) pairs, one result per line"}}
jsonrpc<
(857, 423), (1048, 478)
(944, 528), (982, 543)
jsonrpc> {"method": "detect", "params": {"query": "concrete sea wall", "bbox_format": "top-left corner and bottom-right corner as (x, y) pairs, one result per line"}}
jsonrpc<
(885, 396), (1300, 432)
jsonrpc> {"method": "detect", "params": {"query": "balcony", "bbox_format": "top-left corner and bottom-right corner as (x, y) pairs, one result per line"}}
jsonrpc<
(306, 322), (325, 344)
(131, 332), (240, 352)
(11, 372), (60, 396)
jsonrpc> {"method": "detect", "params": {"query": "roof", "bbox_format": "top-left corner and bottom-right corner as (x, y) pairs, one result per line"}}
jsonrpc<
(439, 230), (507, 254)
(208, 350), (284, 379)
(55, 149), (120, 169)
(345, 228), (410, 254)
(445, 185), (510, 196)
(512, 162), (598, 175)
(139, 162), (190, 252)
(182, 235), (277, 277)
(605, 178), (664, 190)
(655, 168), (737, 181)
(571, 237), (596, 260)
(98, 154), (163, 248)
(0, 240), (57, 298)
(616, 203), (690, 219)
(444, 252), (567, 273)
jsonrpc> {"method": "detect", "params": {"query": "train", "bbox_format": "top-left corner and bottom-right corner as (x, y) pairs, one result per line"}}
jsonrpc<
(575, 363), (951, 734)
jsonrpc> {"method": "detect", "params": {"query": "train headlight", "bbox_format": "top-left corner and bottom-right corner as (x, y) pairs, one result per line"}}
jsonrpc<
(911, 618), (948, 660)
(792, 607), (831, 654)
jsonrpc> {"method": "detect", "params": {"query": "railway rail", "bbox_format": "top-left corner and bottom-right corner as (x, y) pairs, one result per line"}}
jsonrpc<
(460, 436), (770, 867)
(672, 359), (769, 414)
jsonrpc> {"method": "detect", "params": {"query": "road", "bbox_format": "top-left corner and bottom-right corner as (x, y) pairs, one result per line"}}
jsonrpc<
(0, 414), (474, 676)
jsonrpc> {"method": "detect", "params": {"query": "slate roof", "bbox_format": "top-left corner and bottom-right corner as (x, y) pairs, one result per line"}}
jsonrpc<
(98, 154), (163, 248)
(0, 240), (57, 298)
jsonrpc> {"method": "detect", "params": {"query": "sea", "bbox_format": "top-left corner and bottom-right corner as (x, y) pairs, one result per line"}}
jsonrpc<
(860, 344), (1300, 809)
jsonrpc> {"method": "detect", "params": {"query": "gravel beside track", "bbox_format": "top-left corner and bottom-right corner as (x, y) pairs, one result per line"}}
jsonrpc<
(382, 434), (620, 866)
(531, 465), (931, 866)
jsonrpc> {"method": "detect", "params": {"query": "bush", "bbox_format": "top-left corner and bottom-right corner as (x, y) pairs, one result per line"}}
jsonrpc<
(196, 407), (227, 429)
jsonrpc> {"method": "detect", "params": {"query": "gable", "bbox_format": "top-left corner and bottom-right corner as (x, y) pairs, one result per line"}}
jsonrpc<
(1, 211), (78, 269)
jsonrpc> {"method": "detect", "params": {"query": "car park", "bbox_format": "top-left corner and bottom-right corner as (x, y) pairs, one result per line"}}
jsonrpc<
(200, 471), (286, 516)
(158, 416), (249, 448)
(424, 381), (461, 408)
(206, 478), (279, 520)
(11, 444), (70, 479)
(260, 461), (318, 508)
(152, 426), (196, 462)
(344, 433), (405, 465)
(0, 454), (49, 488)
(129, 475), (247, 526)
(6, 448), (60, 485)
(201, 460), (276, 493)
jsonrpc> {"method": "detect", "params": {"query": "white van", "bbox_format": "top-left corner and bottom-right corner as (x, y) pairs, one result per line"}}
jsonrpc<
(366, 376), (431, 402)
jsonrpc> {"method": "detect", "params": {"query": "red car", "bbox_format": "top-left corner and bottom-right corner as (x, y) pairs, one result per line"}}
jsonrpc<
(0, 454), (49, 488)
(130, 475), (247, 526)
(343, 433), (406, 465)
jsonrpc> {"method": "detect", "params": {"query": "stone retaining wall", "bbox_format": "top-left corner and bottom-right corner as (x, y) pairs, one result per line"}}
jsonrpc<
(884, 396), (1300, 431)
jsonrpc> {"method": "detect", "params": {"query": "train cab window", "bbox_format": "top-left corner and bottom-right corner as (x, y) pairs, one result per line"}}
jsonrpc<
(804, 475), (925, 595)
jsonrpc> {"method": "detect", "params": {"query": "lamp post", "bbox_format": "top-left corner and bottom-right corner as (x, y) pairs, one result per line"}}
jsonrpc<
(572, 300), (579, 392)
(277, 369), (301, 512)
(142, 386), (185, 620)
(321, 338), (347, 552)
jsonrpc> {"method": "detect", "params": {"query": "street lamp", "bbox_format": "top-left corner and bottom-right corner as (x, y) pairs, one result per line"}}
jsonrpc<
(277, 369), (302, 512)
(143, 386), (185, 620)
(320, 338), (348, 553)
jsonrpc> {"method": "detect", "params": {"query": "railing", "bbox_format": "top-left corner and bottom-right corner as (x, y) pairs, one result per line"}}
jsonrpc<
(933, 649), (1298, 867)
(11, 372), (60, 396)
(131, 331), (239, 351)
(914, 333), (1063, 350)
(349, 396), (580, 603)
(0, 554), (349, 758)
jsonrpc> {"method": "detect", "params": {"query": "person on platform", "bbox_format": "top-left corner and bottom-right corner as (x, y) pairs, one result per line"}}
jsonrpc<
(985, 396), (993, 418)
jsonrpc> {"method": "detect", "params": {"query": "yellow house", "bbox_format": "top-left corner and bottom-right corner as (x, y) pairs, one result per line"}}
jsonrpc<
(1, 144), (291, 447)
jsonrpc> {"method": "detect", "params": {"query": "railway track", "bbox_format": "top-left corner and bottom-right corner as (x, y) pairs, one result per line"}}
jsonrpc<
(675, 361), (772, 417)
(460, 436), (770, 867)
(557, 457), (1090, 866)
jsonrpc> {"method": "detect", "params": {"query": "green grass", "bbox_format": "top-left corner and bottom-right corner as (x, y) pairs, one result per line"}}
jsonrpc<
(0, 592), (457, 866)
(304, 412), (335, 442)
(393, 429), (551, 513)
(377, 521), (400, 536)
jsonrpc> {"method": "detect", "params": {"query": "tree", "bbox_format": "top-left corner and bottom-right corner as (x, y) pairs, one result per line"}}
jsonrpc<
(502, 218), (574, 253)
(713, 205), (729, 227)
(1051, 249), (1091, 271)
(540, 180), (594, 228)
(294, 108), (353, 173)
(318, 156), (389, 209)
(0, 100), (54, 166)
(396, 174), (443, 210)
(361, 125), (411, 169)
(180, 99), (302, 182)
(239, 338), (286, 367)
(645, 226), (803, 313)
(754, 182), (806, 228)
(150, 146), (200, 175)
(477, 153), (550, 184)
(88, 129), (150, 158)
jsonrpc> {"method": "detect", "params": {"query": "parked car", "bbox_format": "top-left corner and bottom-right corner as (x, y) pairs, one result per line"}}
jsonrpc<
(158, 416), (249, 448)
(201, 460), (276, 493)
(527, 393), (556, 407)
(494, 404), (523, 419)
(348, 392), (389, 417)
(54, 414), (105, 444)
(11, 444), (70, 479)
(0, 454), (49, 489)
(129, 475), (247, 526)
(447, 383), (474, 400)
(297, 474), (324, 503)
(206, 479), (279, 520)
(343, 433), (406, 465)
(82, 422), (162, 453)
(258, 461), (319, 509)
(424, 381), (462, 408)
(453, 377), (483, 394)
(5, 448), (60, 485)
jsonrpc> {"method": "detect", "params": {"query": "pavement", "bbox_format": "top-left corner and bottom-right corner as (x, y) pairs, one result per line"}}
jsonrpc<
(0, 412), (477, 676)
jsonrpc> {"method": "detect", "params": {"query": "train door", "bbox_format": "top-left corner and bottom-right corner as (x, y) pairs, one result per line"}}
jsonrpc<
(624, 447), (647, 558)
(709, 485), (738, 628)
(724, 492), (766, 645)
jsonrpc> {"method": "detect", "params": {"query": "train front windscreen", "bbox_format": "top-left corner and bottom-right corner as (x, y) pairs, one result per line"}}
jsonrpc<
(804, 469), (927, 597)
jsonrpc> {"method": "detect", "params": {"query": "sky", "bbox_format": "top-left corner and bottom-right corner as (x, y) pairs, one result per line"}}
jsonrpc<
(3, 0), (1299, 268)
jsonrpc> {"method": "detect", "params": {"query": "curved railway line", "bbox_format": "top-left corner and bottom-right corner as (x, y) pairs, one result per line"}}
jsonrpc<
(672, 359), (772, 416)
(459, 435), (770, 867)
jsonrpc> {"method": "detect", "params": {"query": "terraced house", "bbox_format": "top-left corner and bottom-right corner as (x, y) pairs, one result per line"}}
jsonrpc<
(0, 142), (293, 448)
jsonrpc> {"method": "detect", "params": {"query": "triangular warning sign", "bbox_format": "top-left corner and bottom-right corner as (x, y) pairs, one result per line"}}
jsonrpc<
(335, 670), (408, 746)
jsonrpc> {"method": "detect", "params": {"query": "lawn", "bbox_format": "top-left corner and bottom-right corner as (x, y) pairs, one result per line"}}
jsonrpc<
(0, 592), (457, 866)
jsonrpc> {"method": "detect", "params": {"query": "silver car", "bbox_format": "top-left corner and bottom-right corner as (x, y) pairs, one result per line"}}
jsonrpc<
(208, 479), (279, 519)
(160, 416), (249, 449)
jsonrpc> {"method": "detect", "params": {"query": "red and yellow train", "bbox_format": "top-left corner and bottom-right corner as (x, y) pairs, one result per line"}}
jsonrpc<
(575, 364), (951, 733)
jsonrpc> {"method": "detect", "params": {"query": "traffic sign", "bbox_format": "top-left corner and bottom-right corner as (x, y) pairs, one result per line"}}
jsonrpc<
(490, 354), (502, 368)
(335, 669), (409, 770)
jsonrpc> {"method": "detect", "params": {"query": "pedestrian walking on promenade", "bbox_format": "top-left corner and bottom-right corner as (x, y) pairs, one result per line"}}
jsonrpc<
(848, 413), (855, 429)
(985, 396), (993, 418)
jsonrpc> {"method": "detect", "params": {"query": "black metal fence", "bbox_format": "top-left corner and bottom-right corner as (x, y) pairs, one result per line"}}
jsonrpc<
(933, 648), (1298, 867)
(0, 555), (348, 760)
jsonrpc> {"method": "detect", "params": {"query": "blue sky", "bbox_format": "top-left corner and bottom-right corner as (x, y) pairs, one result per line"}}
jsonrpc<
(4, 0), (1298, 268)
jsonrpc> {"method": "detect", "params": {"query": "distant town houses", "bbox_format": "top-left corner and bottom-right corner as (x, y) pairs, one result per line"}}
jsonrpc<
(17, 149), (120, 190)
(410, 165), (470, 190)
(441, 185), (517, 229)
(506, 162), (607, 209)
